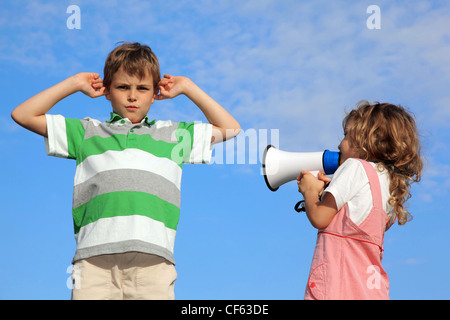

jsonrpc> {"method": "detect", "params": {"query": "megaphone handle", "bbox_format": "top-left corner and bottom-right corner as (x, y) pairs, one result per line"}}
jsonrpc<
(294, 181), (330, 213)
(294, 200), (306, 213)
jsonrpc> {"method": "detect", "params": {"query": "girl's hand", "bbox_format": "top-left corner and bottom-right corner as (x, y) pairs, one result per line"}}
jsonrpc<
(74, 72), (106, 98)
(154, 74), (190, 100)
(297, 171), (331, 196)
(317, 172), (332, 189)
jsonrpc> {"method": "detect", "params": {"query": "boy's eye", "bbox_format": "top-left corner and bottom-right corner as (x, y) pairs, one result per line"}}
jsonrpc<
(117, 85), (129, 90)
(138, 87), (149, 91)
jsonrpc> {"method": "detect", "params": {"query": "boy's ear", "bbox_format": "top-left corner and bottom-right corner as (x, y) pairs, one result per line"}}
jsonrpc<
(152, 87), (160, 102)
(105, 87), (111, 100)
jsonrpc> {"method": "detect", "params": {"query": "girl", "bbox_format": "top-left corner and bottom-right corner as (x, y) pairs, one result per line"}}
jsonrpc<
(297, 101), (423, 300)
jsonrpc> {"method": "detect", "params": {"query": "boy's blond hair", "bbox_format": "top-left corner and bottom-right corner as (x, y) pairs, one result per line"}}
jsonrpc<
(103, 42), (161, 91)
(343, 101), (423, 225)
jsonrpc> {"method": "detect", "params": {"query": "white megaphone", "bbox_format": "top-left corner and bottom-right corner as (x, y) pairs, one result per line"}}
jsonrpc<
(262, 145), (340, 191)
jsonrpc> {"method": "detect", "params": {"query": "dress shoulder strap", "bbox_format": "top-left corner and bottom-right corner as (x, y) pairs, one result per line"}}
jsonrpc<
(357, 159), (383, 210)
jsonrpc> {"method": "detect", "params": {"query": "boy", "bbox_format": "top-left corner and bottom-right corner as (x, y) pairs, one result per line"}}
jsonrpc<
(11, 42), (241, 300)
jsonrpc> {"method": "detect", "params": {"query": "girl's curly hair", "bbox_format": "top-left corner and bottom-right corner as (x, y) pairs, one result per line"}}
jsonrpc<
(343, 101), (423, 225)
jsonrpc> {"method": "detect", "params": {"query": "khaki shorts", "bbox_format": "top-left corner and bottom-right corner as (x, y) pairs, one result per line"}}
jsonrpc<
(71, 252), (177, 300)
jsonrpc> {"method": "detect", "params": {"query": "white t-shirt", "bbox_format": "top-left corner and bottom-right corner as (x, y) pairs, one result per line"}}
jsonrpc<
(324, 158), (395, 226)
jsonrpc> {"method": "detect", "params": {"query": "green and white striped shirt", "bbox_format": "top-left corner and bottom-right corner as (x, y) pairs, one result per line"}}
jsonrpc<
(45, 113), (212, 264)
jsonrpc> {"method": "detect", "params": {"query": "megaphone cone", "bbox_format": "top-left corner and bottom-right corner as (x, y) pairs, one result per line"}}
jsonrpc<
(262, 145), (340, 191)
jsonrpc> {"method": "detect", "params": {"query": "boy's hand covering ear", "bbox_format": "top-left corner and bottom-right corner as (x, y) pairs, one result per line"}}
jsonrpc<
(76, 72), (106, 98)
(154, 74), (185, 100)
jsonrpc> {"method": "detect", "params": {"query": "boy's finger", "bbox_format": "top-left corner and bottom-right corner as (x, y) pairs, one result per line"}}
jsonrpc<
(92, 87), (106, 97)
(153, 94), (166, 101)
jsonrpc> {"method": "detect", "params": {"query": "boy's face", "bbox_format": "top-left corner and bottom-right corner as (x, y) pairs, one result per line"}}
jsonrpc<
(106, 67), (155, 124)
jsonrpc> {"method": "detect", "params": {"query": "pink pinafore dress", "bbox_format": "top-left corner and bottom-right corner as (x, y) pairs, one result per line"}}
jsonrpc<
(304, 160), (392, 300)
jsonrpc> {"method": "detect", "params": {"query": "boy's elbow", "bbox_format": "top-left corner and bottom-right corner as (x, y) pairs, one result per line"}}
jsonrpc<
(11, 108), (22, 125)
(11, 108), (47, 136)
(224, 123), (242, 139)
(228, 126), (241, 141)
(232, 119), (242, 134)
(233, 124), (241, 137)
(11, 108), (29, 127)
(211, 125), (241, 144)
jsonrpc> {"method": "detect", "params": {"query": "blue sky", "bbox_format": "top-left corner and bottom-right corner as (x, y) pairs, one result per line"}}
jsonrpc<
(1, 0), (449, 299)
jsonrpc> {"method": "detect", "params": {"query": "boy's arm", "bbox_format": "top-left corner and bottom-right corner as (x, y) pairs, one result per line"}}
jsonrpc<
(11, 73), (105, 137)
(155, 75), (241, 144)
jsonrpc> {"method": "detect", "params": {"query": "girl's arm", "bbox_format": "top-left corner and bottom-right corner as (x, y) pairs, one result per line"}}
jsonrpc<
(155, 74), (241, 144)
(297, 171), (338, 229)
(11, 73), (105, 137)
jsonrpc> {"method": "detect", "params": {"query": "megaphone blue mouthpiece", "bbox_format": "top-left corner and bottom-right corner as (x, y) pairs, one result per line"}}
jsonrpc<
(323, 150), (340, 175)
